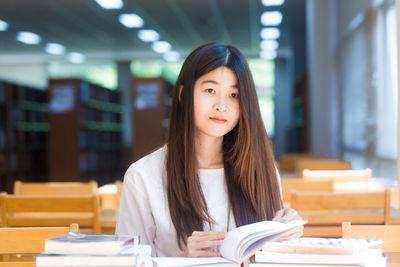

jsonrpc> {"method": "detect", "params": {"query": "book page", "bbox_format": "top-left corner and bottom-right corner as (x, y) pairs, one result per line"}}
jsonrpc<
(220, 220), (306, 263)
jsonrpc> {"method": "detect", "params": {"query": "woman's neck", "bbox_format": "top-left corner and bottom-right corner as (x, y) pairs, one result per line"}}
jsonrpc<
(195, 134), (224, 169)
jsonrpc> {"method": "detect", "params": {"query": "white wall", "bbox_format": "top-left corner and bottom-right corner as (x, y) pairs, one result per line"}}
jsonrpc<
(396, 0), (400, 209)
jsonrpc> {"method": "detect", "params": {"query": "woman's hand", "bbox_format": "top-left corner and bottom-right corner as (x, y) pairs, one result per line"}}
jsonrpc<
(272, 208), (304, 240)
(178, 231), (227, 257)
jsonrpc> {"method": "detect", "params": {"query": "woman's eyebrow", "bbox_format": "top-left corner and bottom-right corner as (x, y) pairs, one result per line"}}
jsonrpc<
(201, 79), (239, 88)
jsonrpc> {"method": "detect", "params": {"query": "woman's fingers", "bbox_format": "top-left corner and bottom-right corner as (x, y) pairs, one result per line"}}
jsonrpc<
(181, 231), (227, 257)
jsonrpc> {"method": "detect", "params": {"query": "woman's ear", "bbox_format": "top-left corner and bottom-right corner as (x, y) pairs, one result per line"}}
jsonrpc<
(178, 85), (183, 102)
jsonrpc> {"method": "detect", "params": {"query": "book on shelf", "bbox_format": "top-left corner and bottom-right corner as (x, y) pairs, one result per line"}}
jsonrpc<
(251, 237), (386, 267)
(153, 220), (306, 267)
(43, 231), (138, 255)
(36, 244), (152, 267)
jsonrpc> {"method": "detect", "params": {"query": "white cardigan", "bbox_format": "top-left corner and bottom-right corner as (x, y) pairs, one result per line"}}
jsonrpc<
(115, 146), (281, 256)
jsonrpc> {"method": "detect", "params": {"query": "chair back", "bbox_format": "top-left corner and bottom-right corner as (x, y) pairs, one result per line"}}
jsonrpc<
(295, 159), (351, 173)
(342, 222), (400, 267)
(281, 178), (334, 207)
(290, 189), (391, 237)
(302, 169), (371, 182)
(0, 193), (100, 234)
(14, 180), (98, 195)
(0, 224), (78, 267)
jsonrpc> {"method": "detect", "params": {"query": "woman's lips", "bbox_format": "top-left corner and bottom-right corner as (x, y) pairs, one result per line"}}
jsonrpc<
(210, 117), (227, 123)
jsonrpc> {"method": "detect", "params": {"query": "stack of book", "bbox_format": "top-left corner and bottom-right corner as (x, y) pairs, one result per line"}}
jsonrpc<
(35, 230), (151, 267)
(249, 237), (386, 267)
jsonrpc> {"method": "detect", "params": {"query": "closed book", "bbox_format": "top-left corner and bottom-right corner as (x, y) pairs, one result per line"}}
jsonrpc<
(254, 248), (384, 266)
(44, 231), (137, 255)
(36, 244), (151, 267)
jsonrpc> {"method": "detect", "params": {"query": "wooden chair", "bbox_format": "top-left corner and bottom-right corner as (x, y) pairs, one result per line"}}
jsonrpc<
(295, 158), (351, 173)
(342, 222), (400, 267)
(0, 192), (100, 234)
(281, 178), (334, 207)
(98, 180), (123, 234)
(0, 224), (78, 267)
(302, 168), (371, 182)
(14, 180), (98, 195)
(290, 189), (391, 237)
(278, 153), (321, 172)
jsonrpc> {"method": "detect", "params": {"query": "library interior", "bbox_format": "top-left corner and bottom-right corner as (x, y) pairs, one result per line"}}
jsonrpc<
(0, 0), (400, 266)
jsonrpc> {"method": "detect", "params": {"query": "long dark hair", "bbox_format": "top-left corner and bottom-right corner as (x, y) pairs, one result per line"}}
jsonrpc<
(166, 43), (282, 248)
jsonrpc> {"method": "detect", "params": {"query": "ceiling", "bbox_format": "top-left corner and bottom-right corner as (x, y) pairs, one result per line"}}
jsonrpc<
(0, 0), (306, 64)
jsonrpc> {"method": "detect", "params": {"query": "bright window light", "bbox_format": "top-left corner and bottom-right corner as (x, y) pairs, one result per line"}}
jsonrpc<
(138, 29), (159, 42)
(163, 51), (180, 62)
(260, 40), (279, 50)
(152, 41), (171, 53)
(261, 11), (283, 26)
(0, 19), (8, 31)
(68, 52), (86, 64)
(119, 14), (144, 28)
(16, 31), (41, 45)
(262, 0), (285, 6)
(95, 0), (123, 9)
(260, 49), (277, 60)
(260, 27), (280, 39)
(45, 43), (66, 55)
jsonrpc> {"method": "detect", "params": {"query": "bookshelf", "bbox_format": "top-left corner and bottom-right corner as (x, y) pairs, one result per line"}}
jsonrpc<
(48, 79), (123, 185)
(131, 77), (173, 161)
(0, 81), (48, 193)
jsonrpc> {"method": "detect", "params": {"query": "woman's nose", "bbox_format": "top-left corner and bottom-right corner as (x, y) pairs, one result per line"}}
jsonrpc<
(213, 98), (228, 112)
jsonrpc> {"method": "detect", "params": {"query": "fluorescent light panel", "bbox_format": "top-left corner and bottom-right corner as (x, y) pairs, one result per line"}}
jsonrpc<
(45, 43), (66, 55)
(95, 0), (123, 9)
(260, 27), (280, 39)
(163, 51), (180, 62)
(262, 0), (285, 6)
(260, 49), (277, 60)
(261, 11), (283, 26)
(16, 31), (41, 45)
(260, 39), (279, 50)
(68, 52), (86, 64)
(119, 14), (144, 28)
(0, 19), (8, 31)
(138, 29), (159, 42)
(152, 41), (171, 53)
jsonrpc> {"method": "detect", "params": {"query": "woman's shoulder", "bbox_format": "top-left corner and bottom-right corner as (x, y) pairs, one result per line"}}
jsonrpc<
(124, 145), (167, 184)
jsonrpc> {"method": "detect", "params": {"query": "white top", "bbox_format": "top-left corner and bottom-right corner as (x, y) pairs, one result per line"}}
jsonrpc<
(116, 146), (281, 257)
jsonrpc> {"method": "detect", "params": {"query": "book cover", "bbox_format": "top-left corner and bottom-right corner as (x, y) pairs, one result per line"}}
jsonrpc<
(44, 231), (138, 255)
(36, 244), (151, 267)
(220, 220), (306, 263)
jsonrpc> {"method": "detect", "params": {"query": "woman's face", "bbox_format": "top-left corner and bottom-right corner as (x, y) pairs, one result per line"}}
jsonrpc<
(193, 66), (240, 139)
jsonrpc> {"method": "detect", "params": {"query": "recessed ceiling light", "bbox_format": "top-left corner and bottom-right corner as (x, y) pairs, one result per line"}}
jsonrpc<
(68, 52), (86, 64)
(0, 19), (8, 31)
(260, 27), (280, 39)
(152, 41), (171, 53)
(119, 14), (144, 28)
(262, 0), (285, 6)
(16, 31), (41, 45)
(138, 29), (159, 42)
(260, 40), (279, 50)
(45, 43), (66, 55)
(95, 0), (123, 9)
(261, 11), (283, 26)
(163, 51), (180, 62)
(260, 49), (277, 60)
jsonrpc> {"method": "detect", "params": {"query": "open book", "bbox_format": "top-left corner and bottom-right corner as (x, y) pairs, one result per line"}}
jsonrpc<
(219, 219), (306, 263)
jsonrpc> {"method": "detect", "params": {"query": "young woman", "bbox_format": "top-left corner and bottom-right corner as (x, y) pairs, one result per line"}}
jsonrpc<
(116, 43), (303, 257)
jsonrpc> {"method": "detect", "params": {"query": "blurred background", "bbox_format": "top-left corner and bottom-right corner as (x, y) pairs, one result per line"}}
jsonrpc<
(0, 0), (398, 193)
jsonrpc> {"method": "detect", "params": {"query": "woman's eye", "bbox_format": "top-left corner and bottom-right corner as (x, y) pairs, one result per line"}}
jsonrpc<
(231, 93), (239, 98)
(206, 88), (215, 94)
